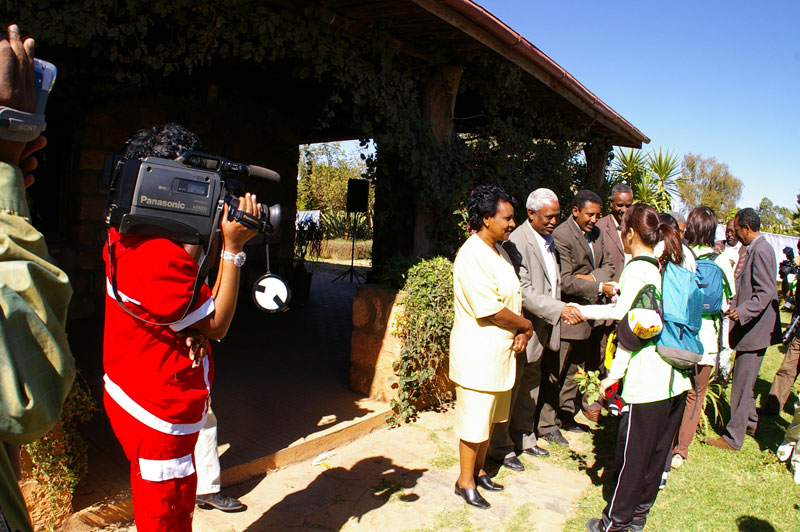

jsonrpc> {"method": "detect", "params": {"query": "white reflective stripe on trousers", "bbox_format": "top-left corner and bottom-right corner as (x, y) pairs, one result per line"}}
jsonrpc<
(139, 453), (195, 482)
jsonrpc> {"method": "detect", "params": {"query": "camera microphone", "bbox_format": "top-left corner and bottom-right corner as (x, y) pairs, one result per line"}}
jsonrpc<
(245, 164), (280, 183)
(178, 151), (280, 182)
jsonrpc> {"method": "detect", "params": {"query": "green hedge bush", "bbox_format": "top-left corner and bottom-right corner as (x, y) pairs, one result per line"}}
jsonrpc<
(389, 256), (454, 426)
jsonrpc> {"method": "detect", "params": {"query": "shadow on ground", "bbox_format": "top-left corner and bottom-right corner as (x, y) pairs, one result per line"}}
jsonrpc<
(242, 456), (426, 531)
(737, 515), (777, 532)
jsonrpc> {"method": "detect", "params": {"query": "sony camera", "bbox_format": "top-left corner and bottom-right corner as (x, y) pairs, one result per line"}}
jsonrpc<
(0, 58), (57, 142)
(103, 151), (282, 247)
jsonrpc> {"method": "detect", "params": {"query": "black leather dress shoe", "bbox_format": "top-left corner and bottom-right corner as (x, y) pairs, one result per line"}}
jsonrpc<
(196, 492), (246, 512)
(502, 455), (525, 471)
(522, 445), (550, 457)
(562, 422), (590, 433)
(454, 481), (490, 509)
(542, 429), (570, 447)
(475, 474), (503, 491)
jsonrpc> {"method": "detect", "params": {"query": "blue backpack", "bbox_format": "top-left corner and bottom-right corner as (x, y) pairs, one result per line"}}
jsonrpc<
(688, 249), (730, 316)
(629, 257), (704, 370)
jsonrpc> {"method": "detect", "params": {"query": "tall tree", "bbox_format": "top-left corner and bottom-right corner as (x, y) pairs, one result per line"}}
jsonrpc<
(296, 143), (368, 212)
(678, 153), (742, 216)
(758, 197), (795, 235)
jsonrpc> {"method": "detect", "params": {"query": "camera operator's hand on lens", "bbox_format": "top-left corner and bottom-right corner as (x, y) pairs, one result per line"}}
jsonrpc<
(0, 24), (35, 167)
(221, 192), (260, 252)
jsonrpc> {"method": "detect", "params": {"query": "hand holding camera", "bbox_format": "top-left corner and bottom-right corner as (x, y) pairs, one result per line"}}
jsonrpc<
(221, 192), (261, 253)
(0, 24), (35, 166)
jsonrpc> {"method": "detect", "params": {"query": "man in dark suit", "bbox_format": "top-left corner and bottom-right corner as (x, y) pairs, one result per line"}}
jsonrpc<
(595, 184), (632, 279)
(541, 190), (616, 447)
(707, 208), (782, 451)
(490, 189), (584, 471)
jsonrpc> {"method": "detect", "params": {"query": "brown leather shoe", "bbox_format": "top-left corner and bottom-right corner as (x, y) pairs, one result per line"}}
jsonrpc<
(705, 437), (736, 451)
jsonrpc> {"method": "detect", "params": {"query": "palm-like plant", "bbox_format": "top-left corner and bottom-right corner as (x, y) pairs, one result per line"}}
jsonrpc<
(608, 147), (682, 212)
(647, 148), (682, 212)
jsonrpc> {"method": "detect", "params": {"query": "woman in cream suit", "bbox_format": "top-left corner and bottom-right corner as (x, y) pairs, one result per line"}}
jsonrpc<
(450, 186), (533, 509)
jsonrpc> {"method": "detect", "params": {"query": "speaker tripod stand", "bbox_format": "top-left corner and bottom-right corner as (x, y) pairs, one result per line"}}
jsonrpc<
(332, 211), (367, 284)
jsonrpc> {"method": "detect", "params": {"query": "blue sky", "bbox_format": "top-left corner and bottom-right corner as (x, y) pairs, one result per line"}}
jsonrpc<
(475, 0), (799, 211)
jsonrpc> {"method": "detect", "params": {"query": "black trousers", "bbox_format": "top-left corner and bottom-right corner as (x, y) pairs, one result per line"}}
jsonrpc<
(602, 392), (687, 532)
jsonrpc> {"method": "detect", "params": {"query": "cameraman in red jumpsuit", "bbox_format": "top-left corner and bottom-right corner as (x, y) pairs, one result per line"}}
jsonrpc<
(102, 125), (260, 532)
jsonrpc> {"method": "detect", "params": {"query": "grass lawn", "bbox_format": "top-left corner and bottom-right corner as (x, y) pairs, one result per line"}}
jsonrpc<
(562, 312), (800, 532)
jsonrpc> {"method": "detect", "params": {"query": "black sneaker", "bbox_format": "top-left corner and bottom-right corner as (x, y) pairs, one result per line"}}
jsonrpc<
(196, 492), (246, 512)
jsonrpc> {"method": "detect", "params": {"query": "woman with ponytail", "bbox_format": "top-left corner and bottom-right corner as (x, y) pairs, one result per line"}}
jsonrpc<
(573, 203), (691, 532)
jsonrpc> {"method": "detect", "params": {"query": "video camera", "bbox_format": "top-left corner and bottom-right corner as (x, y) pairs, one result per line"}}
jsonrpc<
(103, 151), (282, 247)
(0, 58), (56, 142)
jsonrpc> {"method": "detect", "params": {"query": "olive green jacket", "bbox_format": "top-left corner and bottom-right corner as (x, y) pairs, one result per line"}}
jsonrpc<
(0, 162), (74, 532)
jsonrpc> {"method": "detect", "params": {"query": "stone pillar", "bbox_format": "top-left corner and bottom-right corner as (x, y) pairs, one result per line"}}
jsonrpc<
(350, 286), (406, 402)
(413, 66), (463, 257)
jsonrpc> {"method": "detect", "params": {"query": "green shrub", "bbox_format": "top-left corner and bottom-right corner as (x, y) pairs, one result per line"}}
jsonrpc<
(389, 256), (454, 426)
(25, 375), (96, 530)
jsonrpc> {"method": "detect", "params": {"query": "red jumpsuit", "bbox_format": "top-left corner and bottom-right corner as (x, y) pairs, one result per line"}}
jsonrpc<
(103, 229), (214, 532)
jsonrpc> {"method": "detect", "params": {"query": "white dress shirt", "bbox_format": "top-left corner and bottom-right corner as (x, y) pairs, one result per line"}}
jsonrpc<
(526, 221), (558, 289)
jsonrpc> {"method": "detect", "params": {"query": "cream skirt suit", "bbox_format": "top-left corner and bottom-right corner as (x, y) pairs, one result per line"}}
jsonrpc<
(450, 234), (522, 442)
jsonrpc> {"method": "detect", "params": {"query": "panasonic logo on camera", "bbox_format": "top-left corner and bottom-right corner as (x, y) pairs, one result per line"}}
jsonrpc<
(139, 195), (186, 210)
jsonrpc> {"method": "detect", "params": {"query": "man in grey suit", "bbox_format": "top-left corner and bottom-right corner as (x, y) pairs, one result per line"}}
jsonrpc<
(707, 208), (782, 451)
(542, 190), (616, 447)
(490, 189), (584, 471)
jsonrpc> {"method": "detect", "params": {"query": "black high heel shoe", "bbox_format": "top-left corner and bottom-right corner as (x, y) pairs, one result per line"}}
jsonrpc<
(474, 474), (503, 491)
(454, 481), (491, 509)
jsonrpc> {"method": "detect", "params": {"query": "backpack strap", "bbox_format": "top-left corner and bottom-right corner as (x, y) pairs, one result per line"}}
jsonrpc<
(627, 255), (660, 270)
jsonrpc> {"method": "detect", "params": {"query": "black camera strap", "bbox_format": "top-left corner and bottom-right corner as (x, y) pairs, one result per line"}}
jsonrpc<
(106, 199), (223, 328)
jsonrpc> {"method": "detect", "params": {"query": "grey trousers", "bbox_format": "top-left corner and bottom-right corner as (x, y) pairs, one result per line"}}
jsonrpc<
(538, 338), (587, 435)
(489, 351), (546, 460)
(723, 349), (766, 450)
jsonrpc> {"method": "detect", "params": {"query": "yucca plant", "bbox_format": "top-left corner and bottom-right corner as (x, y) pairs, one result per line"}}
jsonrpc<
(647, 148), (682, 212)
(609, 147), (682, 212)
(698, 381), (727, 438)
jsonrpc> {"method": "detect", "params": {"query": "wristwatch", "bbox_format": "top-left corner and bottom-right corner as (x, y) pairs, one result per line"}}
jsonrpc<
(221, 250), (246, 267)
